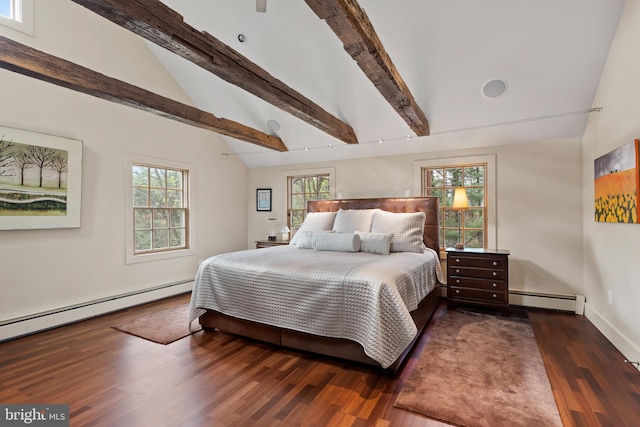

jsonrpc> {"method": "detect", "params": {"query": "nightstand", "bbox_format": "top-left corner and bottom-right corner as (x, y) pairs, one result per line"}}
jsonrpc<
(446, 248), (510, 314)
(255, 240), (290, 249)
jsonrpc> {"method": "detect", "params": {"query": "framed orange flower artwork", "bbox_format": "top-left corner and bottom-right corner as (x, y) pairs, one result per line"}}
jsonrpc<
(594, 139), (639, 223)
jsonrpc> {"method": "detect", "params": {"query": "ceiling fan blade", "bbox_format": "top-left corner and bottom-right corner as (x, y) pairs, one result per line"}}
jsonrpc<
(256, 0), (267, 13)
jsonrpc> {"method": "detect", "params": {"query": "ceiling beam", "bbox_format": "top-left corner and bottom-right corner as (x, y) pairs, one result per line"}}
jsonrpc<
(0, 36), (287, 152)
(305, 0), (430, 136)
(70, 0), (359, 145)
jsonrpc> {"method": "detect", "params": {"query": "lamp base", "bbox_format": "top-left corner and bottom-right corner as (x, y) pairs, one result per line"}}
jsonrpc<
(454, 243), (464, 249)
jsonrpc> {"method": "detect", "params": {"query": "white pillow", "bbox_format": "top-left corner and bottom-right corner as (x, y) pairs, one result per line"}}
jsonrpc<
(332, 209), (379, 233)
(296, 230), (335, 249)
(355, 231), (394, 255)
(312, 232), (361, 252)
(371, 210), (426, 253)
(290, 211), (337, 245)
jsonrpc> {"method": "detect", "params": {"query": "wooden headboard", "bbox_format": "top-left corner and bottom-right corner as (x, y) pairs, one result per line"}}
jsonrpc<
(307, 197), (440, 257)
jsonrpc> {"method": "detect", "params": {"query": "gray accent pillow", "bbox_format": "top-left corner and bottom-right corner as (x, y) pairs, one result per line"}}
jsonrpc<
(312, 232), (361, 252)
(296, 230), (335, 249)
(355, 231), (394, 255)
(371, 210), (426, 253)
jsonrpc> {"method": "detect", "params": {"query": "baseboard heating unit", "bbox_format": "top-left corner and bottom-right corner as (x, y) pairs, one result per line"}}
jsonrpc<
(0, 280), (194, 343)
(509, 290), (585, 314)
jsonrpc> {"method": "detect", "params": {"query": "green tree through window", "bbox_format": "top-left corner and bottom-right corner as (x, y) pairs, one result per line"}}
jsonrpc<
(423, 164), (486, 249)
(132, 164), (188, 254)
(287, 174), (331, 235)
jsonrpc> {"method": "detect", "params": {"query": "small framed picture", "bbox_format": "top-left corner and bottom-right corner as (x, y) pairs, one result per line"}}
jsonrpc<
(256, 188), (272, 211)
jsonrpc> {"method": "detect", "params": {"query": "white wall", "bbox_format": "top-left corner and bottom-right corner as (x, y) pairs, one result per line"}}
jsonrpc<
(0, 1), (248, 335)
(248, 137), (584, 298)
(582, 0), (640, 363)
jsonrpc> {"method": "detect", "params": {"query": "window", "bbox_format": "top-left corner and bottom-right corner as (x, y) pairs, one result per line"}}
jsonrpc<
(125, 154), (194, 264)
(132, 164), (188, 253)
(0, 0), (18, 20)
(287, 173), (331, 234)
(0, 0), (33, 35)
(423, 164), (487, 249)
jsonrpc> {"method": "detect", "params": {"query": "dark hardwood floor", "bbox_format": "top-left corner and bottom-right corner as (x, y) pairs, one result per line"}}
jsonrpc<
(1, 293), (639, 426)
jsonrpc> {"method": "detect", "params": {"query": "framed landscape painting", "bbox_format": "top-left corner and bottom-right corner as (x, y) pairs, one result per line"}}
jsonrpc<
(0, 125), (83, 230)
(594, 139), (639, 224)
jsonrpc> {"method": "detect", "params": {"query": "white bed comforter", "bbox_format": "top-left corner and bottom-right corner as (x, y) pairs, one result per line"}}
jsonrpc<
(189, 245), (443, 368)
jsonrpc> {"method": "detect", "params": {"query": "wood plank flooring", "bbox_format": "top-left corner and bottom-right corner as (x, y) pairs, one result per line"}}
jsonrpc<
(1, 293), (639, 426)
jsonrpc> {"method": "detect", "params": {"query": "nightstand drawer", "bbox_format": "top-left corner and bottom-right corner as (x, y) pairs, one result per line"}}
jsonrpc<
(449, 255), (505, 269)
(255, 240), (289, 249)
(449, 287), (505, 303)
(448, 277), (506, 292)
(449, 266), (505, 280)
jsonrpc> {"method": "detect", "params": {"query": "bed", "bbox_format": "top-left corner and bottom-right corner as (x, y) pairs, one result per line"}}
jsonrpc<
(189, 197), (443, 372)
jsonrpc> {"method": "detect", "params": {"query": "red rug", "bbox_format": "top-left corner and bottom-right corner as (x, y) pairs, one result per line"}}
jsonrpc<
(395, 310), (562, 427)
(112, 304), (201, 344)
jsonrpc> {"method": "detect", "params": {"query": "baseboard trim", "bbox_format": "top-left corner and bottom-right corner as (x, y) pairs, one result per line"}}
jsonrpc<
(584, 303), (640, 371)
(0, 280), (194, 342)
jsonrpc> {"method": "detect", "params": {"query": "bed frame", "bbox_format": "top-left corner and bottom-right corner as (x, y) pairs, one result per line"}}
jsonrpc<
(198, 197), (441, 373)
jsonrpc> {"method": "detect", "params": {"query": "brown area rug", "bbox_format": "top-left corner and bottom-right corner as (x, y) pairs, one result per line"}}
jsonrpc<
(395, 310), (562, 427)
(112, 304), (201, 344)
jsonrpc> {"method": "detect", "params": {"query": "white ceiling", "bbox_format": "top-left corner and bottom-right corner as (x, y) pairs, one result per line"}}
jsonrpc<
(151, 0), (625, 168)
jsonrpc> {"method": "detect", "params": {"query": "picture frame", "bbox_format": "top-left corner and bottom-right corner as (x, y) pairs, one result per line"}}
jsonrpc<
(256, 188), (272, 211)
(0, 125), (83, 230)
(594, 139), (639, 224)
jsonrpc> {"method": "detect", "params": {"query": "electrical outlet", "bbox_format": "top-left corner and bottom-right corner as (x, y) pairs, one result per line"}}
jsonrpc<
(608, 289), (613, 305)
(404, 189), (411, 197)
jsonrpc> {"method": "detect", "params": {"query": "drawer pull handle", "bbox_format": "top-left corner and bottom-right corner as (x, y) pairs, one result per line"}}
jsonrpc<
(456, 279), (461, 284)
(492, 261), (498, 266)
(492, 294), (497, 298)
(456, 269), (460, 274)
(456, 258), (460, 263)
(456, 290), (460, 294)
(492, 272), (497, 276)
(492, 283), (497, 288)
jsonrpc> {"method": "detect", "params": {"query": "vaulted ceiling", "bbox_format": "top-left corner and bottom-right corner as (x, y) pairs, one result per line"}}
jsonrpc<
(79, 1), (627, 167)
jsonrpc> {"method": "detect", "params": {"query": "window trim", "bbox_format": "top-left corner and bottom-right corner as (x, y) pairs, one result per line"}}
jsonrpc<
(125, 153), (195, 264)
(0, 0), (34, 36)
(413, 154), (496, 250)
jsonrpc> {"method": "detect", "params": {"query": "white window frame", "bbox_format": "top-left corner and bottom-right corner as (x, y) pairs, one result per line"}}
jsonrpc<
(0, 0), (34, 36)
(414, 154), (497, 250)
(125, 153), (195, 264)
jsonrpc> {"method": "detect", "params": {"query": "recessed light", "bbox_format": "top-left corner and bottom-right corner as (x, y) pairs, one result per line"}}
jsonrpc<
(481, 79), (508, 98)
